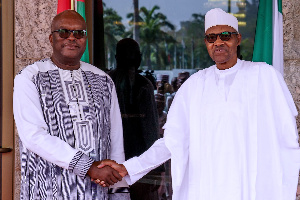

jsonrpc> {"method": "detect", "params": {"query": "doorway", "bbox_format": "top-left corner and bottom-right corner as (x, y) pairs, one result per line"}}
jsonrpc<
(0, 0), (14, 199)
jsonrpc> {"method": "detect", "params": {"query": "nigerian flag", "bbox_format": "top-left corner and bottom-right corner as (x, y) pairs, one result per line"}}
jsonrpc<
(76, 0), (90, 63)
(252, 0), (283, 74)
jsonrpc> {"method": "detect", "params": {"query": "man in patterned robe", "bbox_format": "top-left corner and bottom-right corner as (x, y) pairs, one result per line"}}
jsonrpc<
(13, 10), (128, 200)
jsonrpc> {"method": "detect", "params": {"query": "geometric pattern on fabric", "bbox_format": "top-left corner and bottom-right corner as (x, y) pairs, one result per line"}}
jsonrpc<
(74, 120), (94, 154)
(19, 59), (114, 200)
(69, 151), (84, 172)
(68, 151), (94, 179)
(65, 80), (86, 103)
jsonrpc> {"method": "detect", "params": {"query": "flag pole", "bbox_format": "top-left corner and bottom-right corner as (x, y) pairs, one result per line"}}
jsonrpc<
(77, 0), (90, 63)
(71, 0), (75, 10)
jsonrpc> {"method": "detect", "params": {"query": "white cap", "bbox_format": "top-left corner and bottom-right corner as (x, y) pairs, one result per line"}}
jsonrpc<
(205, 8), (239, 32)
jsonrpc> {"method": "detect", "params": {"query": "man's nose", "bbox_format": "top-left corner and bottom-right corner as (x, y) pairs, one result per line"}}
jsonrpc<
(214, 36), (224, 46)
(67, 32), (76, 40)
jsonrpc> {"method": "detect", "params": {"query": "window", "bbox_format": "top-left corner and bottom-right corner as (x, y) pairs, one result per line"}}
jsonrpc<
(102, 1), (259, 199)
(103, 0), (258, 71)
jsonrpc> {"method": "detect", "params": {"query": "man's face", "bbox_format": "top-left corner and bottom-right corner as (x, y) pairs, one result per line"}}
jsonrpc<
(205, 25), (241, 69)
(49, 14), (87, 65)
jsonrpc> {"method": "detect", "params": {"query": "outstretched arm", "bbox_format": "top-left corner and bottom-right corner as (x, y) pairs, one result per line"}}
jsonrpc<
(97, 138), (171, 187)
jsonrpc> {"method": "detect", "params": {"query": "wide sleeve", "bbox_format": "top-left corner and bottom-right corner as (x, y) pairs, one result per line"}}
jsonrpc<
(276, 70), (300, 199)
(13, 74), (79, 170)
(274, 70), (300, 185)
(256, 65), (300, 199)
(272, 69), (299, 163)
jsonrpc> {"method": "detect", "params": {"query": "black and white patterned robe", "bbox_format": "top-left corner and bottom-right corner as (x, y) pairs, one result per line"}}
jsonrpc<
(13, 58), (128, 200)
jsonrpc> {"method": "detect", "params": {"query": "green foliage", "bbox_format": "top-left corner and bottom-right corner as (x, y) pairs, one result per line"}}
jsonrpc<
(240, 38), (254, 61)
(103, 5), (125, 69)
(238, 1), (259, 61)
(103, 1), (259, 70)
(131, 5), (176, 69)
(174, 13), (214, 69)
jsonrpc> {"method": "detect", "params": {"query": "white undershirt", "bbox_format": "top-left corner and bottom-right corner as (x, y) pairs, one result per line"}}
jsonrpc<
(214, 60), (241, 100)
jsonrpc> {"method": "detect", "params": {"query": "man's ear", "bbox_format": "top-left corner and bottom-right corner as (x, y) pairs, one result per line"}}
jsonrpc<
(49, 34), (53, 47)
(236, 34), (242, 46)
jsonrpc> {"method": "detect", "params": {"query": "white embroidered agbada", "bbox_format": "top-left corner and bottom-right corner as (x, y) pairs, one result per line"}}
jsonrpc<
(123, 59), (300, 200)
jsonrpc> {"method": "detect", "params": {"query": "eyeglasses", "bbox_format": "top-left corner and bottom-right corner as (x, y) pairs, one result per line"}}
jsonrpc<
(205, 31), (238, 43)
(52, 29), (87, 39)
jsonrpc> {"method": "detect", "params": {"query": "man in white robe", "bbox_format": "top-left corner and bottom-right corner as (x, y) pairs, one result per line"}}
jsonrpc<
(13, 10), (129, 200)
(99, 8), (300, 200)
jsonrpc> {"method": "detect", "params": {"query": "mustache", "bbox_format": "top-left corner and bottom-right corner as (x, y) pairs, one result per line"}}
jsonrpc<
(63, 41), (80, 47)
(214, 46), (227, 51)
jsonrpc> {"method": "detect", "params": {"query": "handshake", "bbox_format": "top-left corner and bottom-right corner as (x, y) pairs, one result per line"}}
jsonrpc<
(87, 159), (128, 187)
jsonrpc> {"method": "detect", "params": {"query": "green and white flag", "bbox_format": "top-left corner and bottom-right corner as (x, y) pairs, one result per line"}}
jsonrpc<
(76, 0), (90, 63)
(252, 0), (283, 74)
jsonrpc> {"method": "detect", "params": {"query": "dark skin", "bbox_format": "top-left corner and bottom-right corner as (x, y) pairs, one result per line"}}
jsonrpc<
(49, 10), (86, 70)
(97, 160), (129, 187)
(88, 161), (122, 186)
(204, 25), (242, 70)
(49, 10), (122, 186)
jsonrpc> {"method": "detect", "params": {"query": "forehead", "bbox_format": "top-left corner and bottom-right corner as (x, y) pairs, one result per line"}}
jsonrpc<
(205, 25), (237, 34)
(52, 15), (86, 31)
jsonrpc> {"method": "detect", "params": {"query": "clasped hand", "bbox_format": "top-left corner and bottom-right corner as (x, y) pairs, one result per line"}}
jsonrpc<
(87, 160), (128, 187)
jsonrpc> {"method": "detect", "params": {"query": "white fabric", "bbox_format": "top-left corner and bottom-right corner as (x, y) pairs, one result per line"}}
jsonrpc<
(13, 59), (125, 169)
(214, 60), (240, 100)
(123, 59), (300, 200)
(205, 8), (239, 32)
(272, 0), (284, 75)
